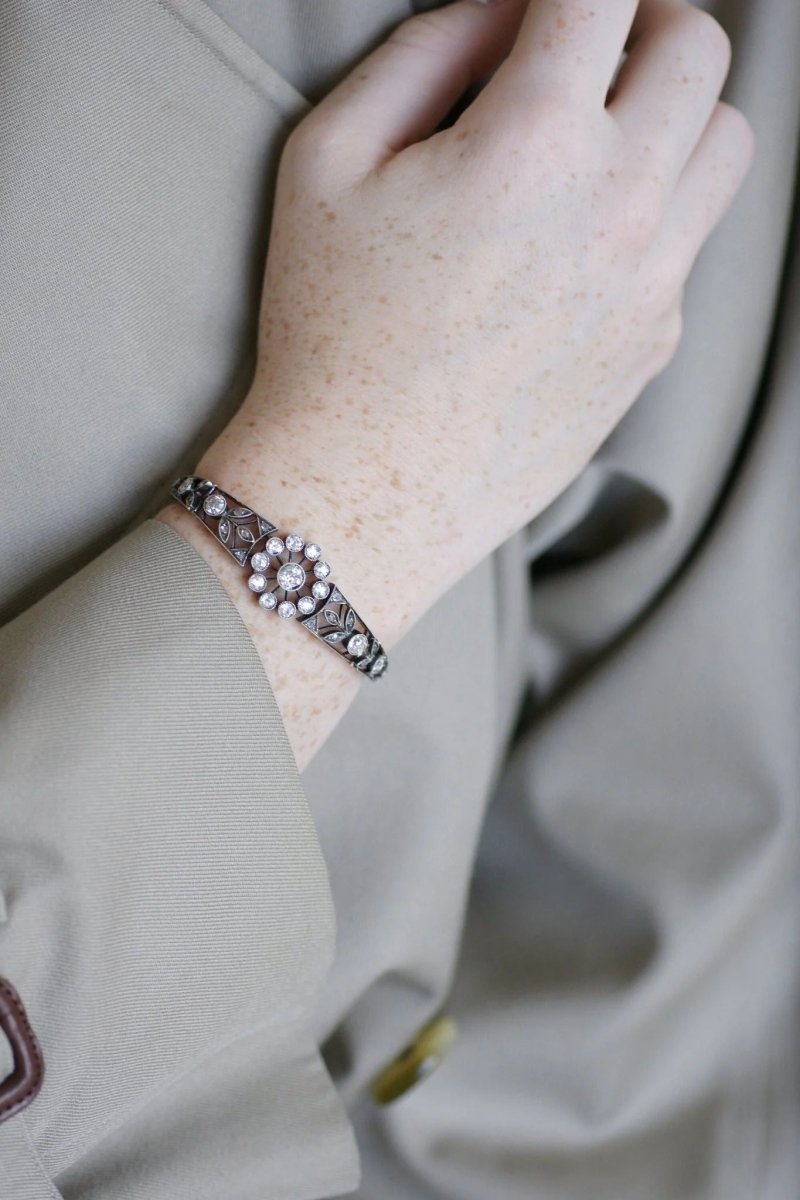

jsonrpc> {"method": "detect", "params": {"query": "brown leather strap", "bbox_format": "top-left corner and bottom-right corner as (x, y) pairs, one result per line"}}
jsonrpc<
(0, 976), (45, 1124)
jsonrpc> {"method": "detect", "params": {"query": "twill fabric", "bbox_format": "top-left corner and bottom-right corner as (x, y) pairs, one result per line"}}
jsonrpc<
(0, 2), (797, 1197)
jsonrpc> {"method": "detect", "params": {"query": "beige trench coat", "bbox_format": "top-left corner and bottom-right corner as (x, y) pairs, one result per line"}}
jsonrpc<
(1, 1), (797, 1197)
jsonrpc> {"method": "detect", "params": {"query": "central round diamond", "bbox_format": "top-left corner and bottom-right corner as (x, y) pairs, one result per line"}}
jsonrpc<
(277, 561), (306, 592)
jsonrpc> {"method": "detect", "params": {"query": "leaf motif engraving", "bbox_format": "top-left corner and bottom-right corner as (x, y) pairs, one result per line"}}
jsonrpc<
(217, 519), (231, 543)
(238, 527), (255, 542)
(345, 608), (356, 632)
(231, 507), (252, 518)
(324, 631), (349, 643)
(323, 608), (341, 626)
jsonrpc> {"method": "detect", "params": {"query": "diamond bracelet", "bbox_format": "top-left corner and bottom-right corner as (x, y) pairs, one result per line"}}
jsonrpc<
(170, 476), (388, 680)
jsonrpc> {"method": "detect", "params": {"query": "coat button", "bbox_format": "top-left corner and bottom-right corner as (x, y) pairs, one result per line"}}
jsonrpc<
(370, 1014), (457, 1105)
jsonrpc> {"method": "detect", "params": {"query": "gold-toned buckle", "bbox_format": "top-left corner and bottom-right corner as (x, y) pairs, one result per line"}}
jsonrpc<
(371, 1014), (457, 1105)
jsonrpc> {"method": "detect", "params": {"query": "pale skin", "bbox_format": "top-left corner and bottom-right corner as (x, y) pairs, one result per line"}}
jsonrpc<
(156, 0), (755, 771)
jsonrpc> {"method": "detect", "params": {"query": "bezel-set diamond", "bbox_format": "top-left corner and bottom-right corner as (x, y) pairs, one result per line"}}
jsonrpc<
(347, 633), (369, 658)
(203, 492), (227, 517)
(245, 532), (332, 622)
(276, 561), (306, 592)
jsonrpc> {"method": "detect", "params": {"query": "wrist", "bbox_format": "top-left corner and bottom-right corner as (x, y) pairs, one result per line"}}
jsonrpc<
(188, 390), (429, 650)
(153, 383), (471, 770)
(155, 484), (368, 772)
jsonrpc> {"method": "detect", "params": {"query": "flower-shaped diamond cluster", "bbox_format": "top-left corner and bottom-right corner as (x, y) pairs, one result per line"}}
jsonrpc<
(246, 533), (331, 620)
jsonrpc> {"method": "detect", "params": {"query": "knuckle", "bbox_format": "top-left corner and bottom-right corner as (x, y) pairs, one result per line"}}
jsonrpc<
(530, 93), (592, 147)
(615, 174), (664, 247)
(642, 256), (685, 312)
(387, 11), (450, 52)
(283, 111), (341, 172)
(685, 8), (732, 73)
(508, 95), (595, 174)
(715, 101), (757, 166)
(661, 256), (687, 301)
(651, 309), (684, 370)
(664, 307), (684, 351)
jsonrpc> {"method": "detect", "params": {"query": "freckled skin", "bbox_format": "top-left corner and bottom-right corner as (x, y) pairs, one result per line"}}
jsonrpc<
(156, 0), (753, 770)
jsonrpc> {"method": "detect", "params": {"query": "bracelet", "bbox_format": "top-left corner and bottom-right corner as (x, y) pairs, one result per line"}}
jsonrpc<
(169, 476), (388, 680)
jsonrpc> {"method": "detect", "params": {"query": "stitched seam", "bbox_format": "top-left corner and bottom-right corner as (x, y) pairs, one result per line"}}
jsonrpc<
(20, 1115), (64, 1200)
(152, 0), (296, 119)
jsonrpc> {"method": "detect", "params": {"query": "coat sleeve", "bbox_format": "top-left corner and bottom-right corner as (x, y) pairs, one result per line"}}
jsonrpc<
(0, 518), (360, 1199)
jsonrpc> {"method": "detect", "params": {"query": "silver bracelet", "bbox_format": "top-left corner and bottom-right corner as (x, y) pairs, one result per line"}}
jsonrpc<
(170, 476), (388, 680)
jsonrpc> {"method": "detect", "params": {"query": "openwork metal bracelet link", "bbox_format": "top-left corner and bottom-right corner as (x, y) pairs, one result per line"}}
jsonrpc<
(170, 476), (388, 680)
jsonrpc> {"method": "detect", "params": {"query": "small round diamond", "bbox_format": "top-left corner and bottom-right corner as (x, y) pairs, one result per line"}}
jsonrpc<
(266, 536), (284, 555)
(314, 561), (331, 580)
(297, 595), (316, 615)
(259, 591), (277, 610)
(311, 580), (330, 600)
(277, 561), (306, 592)
(304, 543), (321, 561)
(203, 492), (227, 517)
(347, 633), (369, 658)
(248, 573), (267, 593)
(250, 551), (269, 572)
(277, 600), (296, 619)
(284, 533), (304, 552)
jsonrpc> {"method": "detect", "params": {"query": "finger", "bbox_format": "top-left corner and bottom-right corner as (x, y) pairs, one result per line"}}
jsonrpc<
(655, 100), (755, 273)
(301, 0), (529, 177)
(608, 1), (733, 184)
(496, 0), (639, 106)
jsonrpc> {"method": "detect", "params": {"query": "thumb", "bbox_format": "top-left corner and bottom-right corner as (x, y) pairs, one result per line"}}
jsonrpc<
(305, 0), (525, 178)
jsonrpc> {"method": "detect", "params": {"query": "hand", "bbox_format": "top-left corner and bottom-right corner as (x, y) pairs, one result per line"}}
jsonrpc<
(219, 0), (753, 583)
(162, 0), (755, 768)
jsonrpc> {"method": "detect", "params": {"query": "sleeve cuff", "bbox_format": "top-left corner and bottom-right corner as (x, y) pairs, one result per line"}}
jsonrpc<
(0, 518), (357, 1196)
